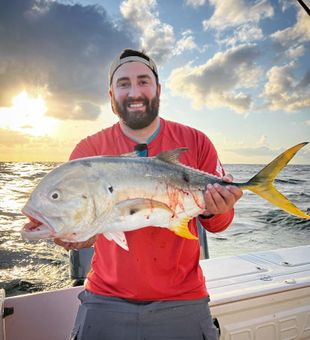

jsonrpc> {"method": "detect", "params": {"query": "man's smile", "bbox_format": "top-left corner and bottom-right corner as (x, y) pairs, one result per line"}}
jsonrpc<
(128, 102), (145, 110)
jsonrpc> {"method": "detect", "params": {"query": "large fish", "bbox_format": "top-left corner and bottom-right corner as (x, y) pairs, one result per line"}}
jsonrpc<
(21, 143), (309, 250)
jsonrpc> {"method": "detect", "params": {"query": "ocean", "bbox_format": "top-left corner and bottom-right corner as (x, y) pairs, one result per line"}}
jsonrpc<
(0, 162), (309, 297)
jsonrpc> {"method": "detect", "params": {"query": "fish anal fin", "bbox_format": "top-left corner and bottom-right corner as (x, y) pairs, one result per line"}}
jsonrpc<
(170, 217), (198, 240)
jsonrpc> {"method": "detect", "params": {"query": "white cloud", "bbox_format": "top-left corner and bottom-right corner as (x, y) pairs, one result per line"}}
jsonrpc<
(257, 135), (268, 146)
(271, 7), (310, 45)
(120, 0), (175, 63)
(220, 24), (264, 46)
(0, 128), (30, 146)
(167, 44), (261, 113)
(285, 45), (305, 59)
(263, 63), (310, 112)
(203, 0), (273, 31)
(229, 145), (276, 157)
(0, 0), (135, 120)
(185, 0), (206, 8)
(175, 31), (199, 55)
(306, 120), (310, 126)
(279, 0), (295, 12)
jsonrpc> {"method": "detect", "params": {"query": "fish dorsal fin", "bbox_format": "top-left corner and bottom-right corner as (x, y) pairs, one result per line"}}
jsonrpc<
(156, 148), (188, 164)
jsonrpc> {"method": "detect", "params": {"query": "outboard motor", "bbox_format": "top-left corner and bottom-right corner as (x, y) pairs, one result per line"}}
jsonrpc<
(69, 248), (94, 286)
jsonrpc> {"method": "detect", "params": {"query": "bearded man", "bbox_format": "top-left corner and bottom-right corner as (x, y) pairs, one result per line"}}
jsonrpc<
(56, 48), (242, 340)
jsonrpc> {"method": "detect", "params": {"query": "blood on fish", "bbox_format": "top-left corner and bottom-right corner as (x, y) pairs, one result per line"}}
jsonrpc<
(190, 192), (205, 210)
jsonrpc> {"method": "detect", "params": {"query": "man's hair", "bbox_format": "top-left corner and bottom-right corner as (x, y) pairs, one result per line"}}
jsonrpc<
(109, 48), (159, 84)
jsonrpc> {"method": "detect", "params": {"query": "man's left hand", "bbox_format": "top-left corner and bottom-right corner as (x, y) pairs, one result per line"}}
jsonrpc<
(203, 174), (243, 216)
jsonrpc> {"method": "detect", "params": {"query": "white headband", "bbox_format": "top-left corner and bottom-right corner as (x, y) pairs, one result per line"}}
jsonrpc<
(109, 55), (158, 84)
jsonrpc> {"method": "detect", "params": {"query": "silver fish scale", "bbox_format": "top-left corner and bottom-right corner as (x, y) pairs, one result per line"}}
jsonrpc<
(77, 155), (224, 192)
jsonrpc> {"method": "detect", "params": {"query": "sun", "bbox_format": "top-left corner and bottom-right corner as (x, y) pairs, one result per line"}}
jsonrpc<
(0, 90), (56, 136)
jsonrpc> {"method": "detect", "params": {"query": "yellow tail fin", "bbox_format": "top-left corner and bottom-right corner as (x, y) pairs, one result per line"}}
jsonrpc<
(241, 142), (309, 219)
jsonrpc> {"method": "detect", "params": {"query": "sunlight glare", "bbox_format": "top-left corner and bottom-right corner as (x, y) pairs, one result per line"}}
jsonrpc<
(0, 90), (56, 136)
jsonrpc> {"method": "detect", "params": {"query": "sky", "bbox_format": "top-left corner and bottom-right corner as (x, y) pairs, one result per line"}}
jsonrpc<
(0, 0), (309, 164)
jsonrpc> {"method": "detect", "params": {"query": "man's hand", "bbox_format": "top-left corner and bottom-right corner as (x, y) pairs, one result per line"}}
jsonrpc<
(54, 235), (98, 251)
(203, 174), (243, 216)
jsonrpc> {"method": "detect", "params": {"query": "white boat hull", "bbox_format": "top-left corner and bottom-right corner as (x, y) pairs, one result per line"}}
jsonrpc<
(1, 245), (310, 340)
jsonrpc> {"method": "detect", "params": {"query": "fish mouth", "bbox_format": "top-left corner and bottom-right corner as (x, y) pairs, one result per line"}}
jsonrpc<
(21, 207), (56, 240)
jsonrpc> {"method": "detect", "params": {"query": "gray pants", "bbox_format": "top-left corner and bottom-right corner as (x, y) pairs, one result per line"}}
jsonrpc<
(70, 290), (219, 340)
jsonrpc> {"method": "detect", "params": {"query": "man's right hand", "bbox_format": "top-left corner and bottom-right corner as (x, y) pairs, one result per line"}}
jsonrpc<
(54, 235), (98, 251)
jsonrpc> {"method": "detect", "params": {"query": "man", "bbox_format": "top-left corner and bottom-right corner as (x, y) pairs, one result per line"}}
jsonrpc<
(56, 48), (243, 340)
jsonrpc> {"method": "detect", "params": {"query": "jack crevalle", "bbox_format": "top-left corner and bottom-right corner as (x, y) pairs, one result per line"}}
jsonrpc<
(21, 143), (310, 250)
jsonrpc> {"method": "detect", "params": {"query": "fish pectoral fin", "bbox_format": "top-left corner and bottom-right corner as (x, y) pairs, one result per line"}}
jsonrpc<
(170, 217), (198, 240)
(115, 198), (173, 216)
(103, 231), (129, 251)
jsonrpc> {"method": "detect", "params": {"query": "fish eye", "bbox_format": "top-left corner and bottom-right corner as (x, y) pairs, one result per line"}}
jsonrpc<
(49, 190), (62, 201)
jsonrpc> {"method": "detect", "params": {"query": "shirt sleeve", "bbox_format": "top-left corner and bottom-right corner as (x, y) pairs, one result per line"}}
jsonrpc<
(195, 132), (234, 233)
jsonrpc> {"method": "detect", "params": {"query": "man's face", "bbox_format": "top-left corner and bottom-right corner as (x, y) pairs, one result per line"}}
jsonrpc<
(110, 61), (160, 130)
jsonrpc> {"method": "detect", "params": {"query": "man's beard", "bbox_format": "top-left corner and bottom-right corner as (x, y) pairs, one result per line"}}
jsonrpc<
(112, 94), (160, 130)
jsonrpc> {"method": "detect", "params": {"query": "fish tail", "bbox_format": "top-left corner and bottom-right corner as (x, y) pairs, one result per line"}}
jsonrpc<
(239, 142), (310, 219)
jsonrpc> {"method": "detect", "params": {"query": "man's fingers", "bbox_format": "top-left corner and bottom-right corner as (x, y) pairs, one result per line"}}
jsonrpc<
(227, 185), (243, 200)
(205, 184), (228, 214)
(214, 184), (236, 211)
(205, 186), (217, 212)
(204, 182), (243, 215)
(54, 235), (98, 251)
(223, 173), (233, 183)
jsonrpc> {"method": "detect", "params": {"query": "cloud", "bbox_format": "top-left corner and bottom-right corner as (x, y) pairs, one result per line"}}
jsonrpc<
(228, 143), (310, 164)
(279, 0), (294, 12)
(48, 98), (102, 121)
(0, 129), (30, 146)
(229, 145), (276, 157)
(0, 0), (135, 120)
(257, 135), (268, 147)
(203, 0), (273, 31)
(120, 0), (175, 63)
(220, 24), (264, 47)
(0, 127), (75, 161)
(185, 0), (206, 8)
(263, 63), (310, 112)
(285, 45), (305, 59)
(167, 44), (261, 113)
(175, 31), (199, 55)
(271, 7), (310, 46)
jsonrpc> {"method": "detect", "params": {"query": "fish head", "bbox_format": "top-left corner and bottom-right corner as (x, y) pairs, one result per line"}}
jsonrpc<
(21, 160), (115, 242)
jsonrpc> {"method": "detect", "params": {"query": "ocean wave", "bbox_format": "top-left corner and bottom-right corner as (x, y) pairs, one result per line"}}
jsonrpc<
(275, 178), (305, 185)
(1, 162), (309, 296)
(0, 210), (22, 218)
(257, 209), (310, 230)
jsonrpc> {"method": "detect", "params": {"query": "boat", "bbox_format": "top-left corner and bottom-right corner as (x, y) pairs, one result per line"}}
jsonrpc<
(1, 244), (310, 340)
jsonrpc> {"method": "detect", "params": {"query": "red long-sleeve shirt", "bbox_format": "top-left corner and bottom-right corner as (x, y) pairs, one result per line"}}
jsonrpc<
(70, 118), (234, 300)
